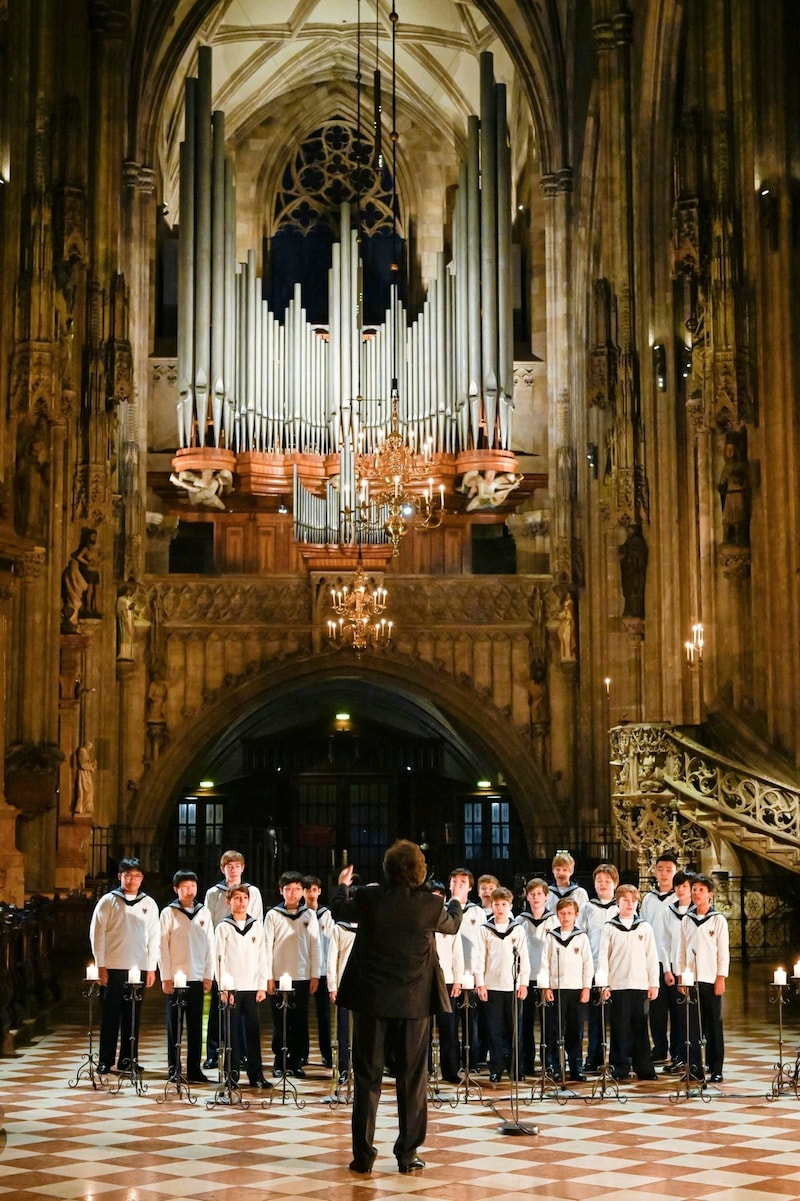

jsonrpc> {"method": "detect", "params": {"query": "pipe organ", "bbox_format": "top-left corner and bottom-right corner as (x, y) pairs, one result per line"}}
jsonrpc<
(172, 47), (520, 545)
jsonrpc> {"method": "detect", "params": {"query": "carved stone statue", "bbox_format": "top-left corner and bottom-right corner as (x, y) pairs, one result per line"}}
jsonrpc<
(73, 743), (96, 817)
(169, 467), (233, 510)
(619, 524), (648, 619)
(14, 413), (50, 542)
(61, 556), (88, 632)
(147, 674), (168, 724)
(718, 428), (751, 547)
(116, 579), (136, 660)
(458, 469), (523, 511)
(68, 527), (102, 616)
(557, 595), (577, 661)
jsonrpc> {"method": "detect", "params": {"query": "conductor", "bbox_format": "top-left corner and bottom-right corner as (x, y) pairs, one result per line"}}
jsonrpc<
(332, 840), (467, 1175)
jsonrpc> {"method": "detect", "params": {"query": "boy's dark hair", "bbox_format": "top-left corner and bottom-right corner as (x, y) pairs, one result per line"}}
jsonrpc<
(227, 883), (250, 900)
(383, 840), (427, 888)
(279, 870), (304, 887)
(449, 867), (474, 886)
(693, 873), (715, 892)
(427, 879), (447, 895)
(118, 857), (142, 874)
(302, 875), (322, 888)
(655, 851), (679, 866)
(525, 877), (550, 895)
(556, 896), (579, 913)
(173, 870), (198, 886)
(673, 870), (695, 888)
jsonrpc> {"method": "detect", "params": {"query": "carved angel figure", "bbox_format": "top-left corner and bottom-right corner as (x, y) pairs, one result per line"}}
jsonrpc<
(458, 469), (523, 511)
(169, 467), (233, 510)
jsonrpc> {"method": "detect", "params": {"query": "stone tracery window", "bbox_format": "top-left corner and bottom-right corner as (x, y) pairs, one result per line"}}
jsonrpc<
(272, 119), (398, 238)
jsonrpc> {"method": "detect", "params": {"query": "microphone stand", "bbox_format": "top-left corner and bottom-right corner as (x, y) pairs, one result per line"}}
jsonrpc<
(495, 944), (537, 1136)
(528, 982), (561, 1103)
(428, 1012), (445, 1107)
(585, 984), (624, 1105)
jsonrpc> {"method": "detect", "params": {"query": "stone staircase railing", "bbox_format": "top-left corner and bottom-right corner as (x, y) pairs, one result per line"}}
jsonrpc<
(664, 729), (800, 872)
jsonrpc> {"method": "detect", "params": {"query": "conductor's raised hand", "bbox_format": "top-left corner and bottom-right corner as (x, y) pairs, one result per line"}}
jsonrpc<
(338, 864), (354, 887)
(449, 875), (469, 904)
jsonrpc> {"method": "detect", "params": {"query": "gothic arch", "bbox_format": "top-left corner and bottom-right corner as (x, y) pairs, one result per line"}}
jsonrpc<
(131, 651), (559, 844)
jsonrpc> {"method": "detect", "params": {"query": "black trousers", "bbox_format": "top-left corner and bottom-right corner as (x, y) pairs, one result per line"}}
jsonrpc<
(688, 981), (724, 1075)
(484, 989), (524, 1076)
(98, 969), (143, 1069)
(228, 990), (264, 1083)
(351, 1013), (430, 1168)
(545, 988), (586, 1074)
(166, 980), (204, 1076)
(608, 988), (652, 1077)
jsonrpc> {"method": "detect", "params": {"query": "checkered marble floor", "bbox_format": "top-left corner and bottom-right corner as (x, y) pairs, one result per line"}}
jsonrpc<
(3, 967), (800, 1201)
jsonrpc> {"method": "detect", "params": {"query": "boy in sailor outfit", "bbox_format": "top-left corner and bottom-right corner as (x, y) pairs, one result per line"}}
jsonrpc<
(264, 870), (322, 1077)
(596, 883), (659, 1081)
(89, 857), (160, 1074)
(328, 916), (358, 1083)
(544, 850), (589, 914)
(639, 851), (678, 1063)
(677, 874), (729, 1082)
(517, 877), (557, 1075)
(579, 863), (619, 1071)
(660, 869), (695, 1074)
(302, 874), (334, 1068)
(159, 869), (214, 1082)
(214, 883), (271, 1088)
(538, 897), (593, 1080)
(474, 887), (530, 1082)
(204, 850), (264, 1070)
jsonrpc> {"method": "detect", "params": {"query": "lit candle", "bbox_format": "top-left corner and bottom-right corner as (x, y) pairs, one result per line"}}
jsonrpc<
(127, 967), (141, 984)
(774, 968), (788, 987)
(439, 483), (445, 507)
(594, 970), (608, 988)
(681, 968), (695, 987)
(604, 677), (611, 696)
(461, 972), (474, 990)
(793, 961), (800, 979)
(221, 972), (235, 991)
(86, 963), (99, 981)
(279, 972), (293, 992)
(173, 970), (187, 989)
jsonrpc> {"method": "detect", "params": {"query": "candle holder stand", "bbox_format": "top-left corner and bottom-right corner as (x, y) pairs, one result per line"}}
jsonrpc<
(767, 980), (800, 1101)
(428, 1012), (445, 1107)
(327, 1007), (353, 1107)
(68, 979), (104, 1089)
(450, 986), (484, 1106)
(494, 959), (537, 1136)
(158, 986), (196, 1105)
(585, 988), (625, 1105)
(275, 988), (305, 1109)
(528, 989), (562, 1103)
(669, 983), (710, 1104)
(109, 981), (147, 1096)
(207, 990), (249, 1109)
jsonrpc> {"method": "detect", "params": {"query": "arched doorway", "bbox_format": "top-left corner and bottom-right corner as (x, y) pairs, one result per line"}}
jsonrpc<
(131, 654), (558, 894)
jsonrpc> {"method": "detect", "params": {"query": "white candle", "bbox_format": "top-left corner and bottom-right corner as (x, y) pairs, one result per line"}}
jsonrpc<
(85, 963), (99, 981)
(594, 970), (608, 988)
(681, 968), (695, 986)
(279, 972), (293, 992)
(127, 967), (141, 984)
(221, 972), (235, 991)
(461, 972), (474, 990)
(774, 968), (788, 986)
(173, 970), (188, 989)
(794, 961), (800, 979)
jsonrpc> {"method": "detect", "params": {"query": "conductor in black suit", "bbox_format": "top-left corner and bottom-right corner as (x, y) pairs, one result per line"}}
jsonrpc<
(331, 840), (467, 1175)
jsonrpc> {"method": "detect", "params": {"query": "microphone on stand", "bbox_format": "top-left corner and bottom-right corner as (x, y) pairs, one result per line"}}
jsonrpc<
(496, 937), (537, 1136)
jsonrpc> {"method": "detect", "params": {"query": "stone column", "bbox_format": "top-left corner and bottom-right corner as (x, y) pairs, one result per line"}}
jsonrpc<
(0, 570), (24, 905)
(54, 632), (92, 891)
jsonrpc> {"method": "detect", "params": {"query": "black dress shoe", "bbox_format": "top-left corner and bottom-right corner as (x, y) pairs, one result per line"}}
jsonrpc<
(292, 1066), (306, 1079)
(349, 1161), (373, 1175)
(96, 1063), (110, 1074)
(489, 1072), (502, 1082)
(187, 1072), (209, 1084)
(569, 1071), (587, 1082)
(709, 1072), (724, 1083)
(251, 1078), (274, 1090)
(398, 1158), (425, 1173)
(203, 1057), (217, 1070)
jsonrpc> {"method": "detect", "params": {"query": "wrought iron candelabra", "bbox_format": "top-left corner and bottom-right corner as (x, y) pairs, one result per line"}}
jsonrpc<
(68, 976), (103, 1089)
(109, 980), (147, 1096)
(767, 974), (800, 1101)
(528, 986), (563, 1104)
(274, 987), (304, 1109)
(158, 986), (196, 1105)
(207, 989), (249, 1110)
